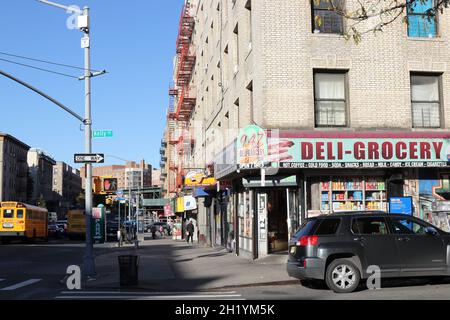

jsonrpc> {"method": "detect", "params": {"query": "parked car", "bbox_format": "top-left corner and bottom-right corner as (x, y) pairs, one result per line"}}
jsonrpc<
(147, 222), (170, 234)
(56, 220), (67, 235)
(48, 222), (64, 238)
(287, 212), (450, 293)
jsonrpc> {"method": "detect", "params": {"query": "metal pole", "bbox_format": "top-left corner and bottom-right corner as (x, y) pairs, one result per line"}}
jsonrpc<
(0, 69), (84, 122)
(82, 6), (95, 278)
(135, 184), (139, 248)
(128, 171), (131, 221)
(118, 201), (121, 247)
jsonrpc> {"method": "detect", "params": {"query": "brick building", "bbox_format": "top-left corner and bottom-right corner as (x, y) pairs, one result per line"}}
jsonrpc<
(0, 134), (30, 203)
(161, 0), (450, 258)
(80, 160), (152, 191)
(27, 149), (56, 206)
(53, 161), (82, 217)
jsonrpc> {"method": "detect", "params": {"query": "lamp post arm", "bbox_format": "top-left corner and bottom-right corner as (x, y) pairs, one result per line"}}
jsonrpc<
(36, 0), (82, 14)
(0, 69), (85, 123)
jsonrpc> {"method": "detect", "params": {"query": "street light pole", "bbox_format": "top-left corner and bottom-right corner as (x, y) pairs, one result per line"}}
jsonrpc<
(35, 0), (100, 278)
(82, 6), (95, 278)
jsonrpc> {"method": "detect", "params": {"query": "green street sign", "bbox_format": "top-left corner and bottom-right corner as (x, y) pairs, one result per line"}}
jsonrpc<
(93, 130), (113, 138)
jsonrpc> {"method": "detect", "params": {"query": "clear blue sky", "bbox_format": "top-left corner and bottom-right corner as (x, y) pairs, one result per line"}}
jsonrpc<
(0, 0), (183, 169)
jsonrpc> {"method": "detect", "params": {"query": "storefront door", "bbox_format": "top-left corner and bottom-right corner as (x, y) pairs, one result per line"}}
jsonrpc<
(257, 192), (268, 257)
(254, 188), (301, 257)
(287, 188), (300, 240)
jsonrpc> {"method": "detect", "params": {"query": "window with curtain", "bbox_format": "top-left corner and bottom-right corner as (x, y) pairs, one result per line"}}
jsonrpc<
(411, 74), (441, 128)
(314, 72), (347, 127)
(312, 0), (344, 34)
(407, 0), (437, 38)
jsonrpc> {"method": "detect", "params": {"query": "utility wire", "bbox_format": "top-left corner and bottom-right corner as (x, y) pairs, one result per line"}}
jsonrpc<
(0, 57), (79, 79)
(0, 51), (101, 73)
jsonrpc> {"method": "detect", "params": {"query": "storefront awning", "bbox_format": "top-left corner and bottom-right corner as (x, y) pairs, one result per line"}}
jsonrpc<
(193, 188), (210, 197)
(242, 175), (297, 188)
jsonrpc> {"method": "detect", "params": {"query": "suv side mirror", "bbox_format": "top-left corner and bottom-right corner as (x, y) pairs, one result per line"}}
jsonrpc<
(425, 227), (438, 236)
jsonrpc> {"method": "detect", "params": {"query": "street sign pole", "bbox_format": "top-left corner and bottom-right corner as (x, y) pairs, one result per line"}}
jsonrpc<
(118, 201), (121, 247)
(82, 6), (96, 279)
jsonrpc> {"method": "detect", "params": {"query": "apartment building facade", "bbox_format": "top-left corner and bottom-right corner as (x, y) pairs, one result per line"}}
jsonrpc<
(53, 161), (82, 217)
(27, 149), (56, 206)
(162, 0), (450, 259)
(0, 134), (30, 203)
(80, 160), (152, 191)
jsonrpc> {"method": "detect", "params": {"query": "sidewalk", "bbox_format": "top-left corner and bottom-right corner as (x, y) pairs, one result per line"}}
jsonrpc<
(83, 238), (298, 291)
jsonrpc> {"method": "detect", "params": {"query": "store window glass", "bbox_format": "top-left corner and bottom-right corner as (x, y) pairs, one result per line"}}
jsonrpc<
(312, 0), (344, 34)
(411, 74), (441, 128)
(314, 72), (347, 127)
(407, 0), (437, 38)
(308, 176), (387, 215)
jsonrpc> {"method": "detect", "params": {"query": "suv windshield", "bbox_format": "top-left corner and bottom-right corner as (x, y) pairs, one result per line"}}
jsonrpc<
(3, 209), (14, 219)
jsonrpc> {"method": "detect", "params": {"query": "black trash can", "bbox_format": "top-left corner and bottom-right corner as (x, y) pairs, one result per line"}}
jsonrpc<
(118, 255), (139, 286)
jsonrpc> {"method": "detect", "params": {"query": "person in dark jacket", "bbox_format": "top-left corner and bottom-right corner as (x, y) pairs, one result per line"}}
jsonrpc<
(150, 224), (157, 239)
(186, 221), (195, 244)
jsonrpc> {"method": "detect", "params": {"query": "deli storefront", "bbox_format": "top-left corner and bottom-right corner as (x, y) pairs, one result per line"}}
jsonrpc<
(215, 126), (450, 260)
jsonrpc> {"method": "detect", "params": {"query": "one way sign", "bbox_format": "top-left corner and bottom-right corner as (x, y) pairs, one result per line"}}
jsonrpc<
(74, 153), (105, 164)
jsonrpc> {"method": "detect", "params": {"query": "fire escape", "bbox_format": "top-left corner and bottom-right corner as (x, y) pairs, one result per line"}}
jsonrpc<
(167, 1), (196, 195)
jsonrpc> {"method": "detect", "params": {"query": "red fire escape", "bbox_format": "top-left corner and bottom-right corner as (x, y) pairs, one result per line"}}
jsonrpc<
(167, 0), (196, 195)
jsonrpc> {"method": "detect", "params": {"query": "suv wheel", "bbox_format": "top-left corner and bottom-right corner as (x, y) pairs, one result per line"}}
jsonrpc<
(325, 258), (360, 293)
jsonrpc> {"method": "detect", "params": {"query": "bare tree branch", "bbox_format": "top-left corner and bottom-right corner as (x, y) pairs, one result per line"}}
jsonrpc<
(313, 0), (449, 42)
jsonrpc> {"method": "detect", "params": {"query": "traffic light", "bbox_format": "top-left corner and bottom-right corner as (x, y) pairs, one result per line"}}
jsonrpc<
(103, 178), (118, 192)
(93, 177), (102, 194)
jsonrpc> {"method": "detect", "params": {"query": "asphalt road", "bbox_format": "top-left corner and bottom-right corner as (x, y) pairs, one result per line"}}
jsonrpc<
(0, 238), (111, 300)
(236, 279), (450, 300)
(1, 239), (450, 300)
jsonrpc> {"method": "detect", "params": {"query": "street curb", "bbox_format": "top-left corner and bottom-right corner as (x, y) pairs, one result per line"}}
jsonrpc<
(207, 280), (301, 290)
(80, 280), (302, 292)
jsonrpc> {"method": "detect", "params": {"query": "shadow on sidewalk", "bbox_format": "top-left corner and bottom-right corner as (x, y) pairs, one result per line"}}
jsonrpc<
(80, 239), (294, 292)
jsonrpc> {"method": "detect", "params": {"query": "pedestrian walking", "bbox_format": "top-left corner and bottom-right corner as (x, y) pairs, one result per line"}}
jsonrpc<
(159, 225), (164, 237)
(186, 220), (194, 244)
(151, 224), (157, 240)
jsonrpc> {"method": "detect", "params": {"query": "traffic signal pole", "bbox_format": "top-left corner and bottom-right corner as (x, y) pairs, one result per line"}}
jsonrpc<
(35, 1), (106, 278)
(81, 6), (96, 278)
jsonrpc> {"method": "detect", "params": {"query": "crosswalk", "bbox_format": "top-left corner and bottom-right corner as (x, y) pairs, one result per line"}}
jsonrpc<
(0, 278), (42, 291)
(55, 290), (245, 300)
(0, 278), (245, 300)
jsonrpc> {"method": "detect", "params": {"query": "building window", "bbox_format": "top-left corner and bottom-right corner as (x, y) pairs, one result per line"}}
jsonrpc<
(233, 23), (239, 73)
(245, 0), (252, 45)
(407, 0), (437, 38)
(314, 72), (347, 127)
(411, 74), (441, 128)
(312, 0), (344, 34)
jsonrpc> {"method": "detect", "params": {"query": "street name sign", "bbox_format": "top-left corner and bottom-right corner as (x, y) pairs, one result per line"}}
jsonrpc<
(74, 153), (105, 164)
(93, 130), (113, 138)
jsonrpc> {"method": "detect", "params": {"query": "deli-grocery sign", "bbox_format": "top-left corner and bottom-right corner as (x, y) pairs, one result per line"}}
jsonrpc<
(274, 138), (450, 168)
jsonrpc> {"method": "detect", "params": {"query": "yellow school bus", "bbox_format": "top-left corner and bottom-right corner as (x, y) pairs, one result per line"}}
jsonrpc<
(67, 209), (86, 240)
(0, 202), (48, 243)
